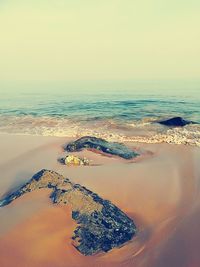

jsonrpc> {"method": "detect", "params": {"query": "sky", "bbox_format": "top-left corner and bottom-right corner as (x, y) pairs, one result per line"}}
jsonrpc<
(0, 0), (199, 84)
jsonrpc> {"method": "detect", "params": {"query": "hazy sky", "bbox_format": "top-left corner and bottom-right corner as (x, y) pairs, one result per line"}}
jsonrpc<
(0, 0), (200, 82)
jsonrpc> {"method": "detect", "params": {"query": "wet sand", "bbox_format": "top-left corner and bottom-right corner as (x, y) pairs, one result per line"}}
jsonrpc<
(0, 133), (200, 267)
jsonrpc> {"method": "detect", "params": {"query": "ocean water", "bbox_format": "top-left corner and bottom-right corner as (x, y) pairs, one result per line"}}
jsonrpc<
(0, 87), (199, 146)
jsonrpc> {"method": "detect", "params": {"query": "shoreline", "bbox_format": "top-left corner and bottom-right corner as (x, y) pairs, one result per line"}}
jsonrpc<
(0, 116), (199, 147)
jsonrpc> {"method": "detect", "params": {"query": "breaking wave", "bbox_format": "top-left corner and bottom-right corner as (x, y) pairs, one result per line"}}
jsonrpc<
(0, 115), (199, 147)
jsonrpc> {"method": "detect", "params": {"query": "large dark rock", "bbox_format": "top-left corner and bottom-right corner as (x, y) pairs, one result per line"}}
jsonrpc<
(0, 169), (137, 255)
(158, 117), (193, 127)
(64, 136), (139, 159)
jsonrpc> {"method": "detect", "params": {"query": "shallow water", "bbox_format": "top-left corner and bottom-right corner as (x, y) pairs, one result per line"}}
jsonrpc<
(0, 83), (199, 266)
(0, 89), (199, 146)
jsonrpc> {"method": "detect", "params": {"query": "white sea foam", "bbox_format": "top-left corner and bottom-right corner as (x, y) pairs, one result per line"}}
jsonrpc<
(123, 127), (200, 147)
(0, 115), (199, 147)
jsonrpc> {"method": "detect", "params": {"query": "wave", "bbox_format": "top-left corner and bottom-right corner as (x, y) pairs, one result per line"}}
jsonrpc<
(0, 115), (199, 147)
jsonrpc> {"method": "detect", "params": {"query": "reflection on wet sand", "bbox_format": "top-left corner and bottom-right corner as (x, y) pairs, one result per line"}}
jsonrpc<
(0, 134), (199, 267)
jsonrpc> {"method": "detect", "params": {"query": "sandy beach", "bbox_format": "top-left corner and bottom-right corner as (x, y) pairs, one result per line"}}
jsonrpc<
(1, 0), (199, 264)
(0, 133), (199, 267)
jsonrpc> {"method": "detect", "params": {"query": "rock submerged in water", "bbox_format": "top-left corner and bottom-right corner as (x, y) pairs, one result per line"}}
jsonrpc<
(0, 169), (137, 255)
(157, 117), (193, 127)
(64, 136), (139, 159)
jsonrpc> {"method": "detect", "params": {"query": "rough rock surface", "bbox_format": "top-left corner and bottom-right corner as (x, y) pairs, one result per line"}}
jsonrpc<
(158, 117), (193, 127)
(64, 136), (139, 159)
(60, 155), (90, 166)
(0, 169), (136, 255)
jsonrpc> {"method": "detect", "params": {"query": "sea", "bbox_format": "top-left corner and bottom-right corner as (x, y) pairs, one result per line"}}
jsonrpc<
(0, 83), (199, 146)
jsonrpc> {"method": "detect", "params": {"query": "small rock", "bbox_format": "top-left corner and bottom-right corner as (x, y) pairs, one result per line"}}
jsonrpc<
(157, 117), (193, 127)
(63, 155), (90, 166)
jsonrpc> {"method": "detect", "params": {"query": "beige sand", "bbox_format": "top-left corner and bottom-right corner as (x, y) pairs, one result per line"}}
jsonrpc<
(0, 134), (200, 267)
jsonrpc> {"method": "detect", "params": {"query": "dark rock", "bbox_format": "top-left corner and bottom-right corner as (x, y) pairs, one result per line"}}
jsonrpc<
(0, 169), (137, 255)
(157, 117), (193, 127)
(64, 136), (139, 159)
